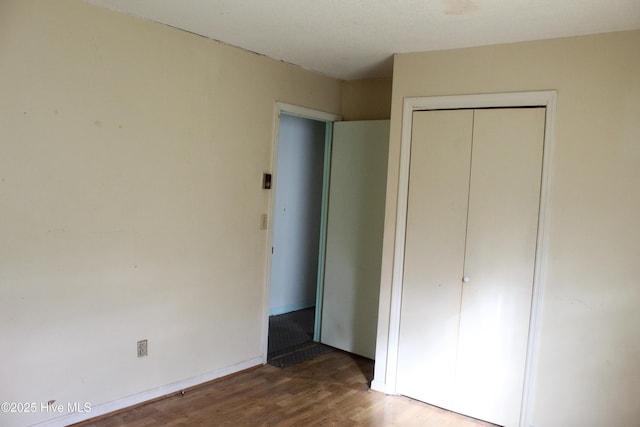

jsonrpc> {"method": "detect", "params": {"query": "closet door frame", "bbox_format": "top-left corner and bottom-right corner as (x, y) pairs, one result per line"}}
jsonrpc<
(382, 91), (557, 427)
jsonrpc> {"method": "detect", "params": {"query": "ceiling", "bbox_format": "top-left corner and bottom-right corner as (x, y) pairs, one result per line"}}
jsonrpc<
(86, 0), (640, 80)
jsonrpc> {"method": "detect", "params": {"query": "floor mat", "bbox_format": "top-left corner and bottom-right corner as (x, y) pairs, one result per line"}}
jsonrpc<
(267, 307), (333, 368)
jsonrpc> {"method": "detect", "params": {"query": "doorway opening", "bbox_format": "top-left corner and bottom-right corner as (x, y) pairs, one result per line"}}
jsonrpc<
(264, 104), (340, 367)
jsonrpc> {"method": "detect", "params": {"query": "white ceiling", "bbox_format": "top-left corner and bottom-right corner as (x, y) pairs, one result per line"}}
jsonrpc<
(87, 0), (640, 80)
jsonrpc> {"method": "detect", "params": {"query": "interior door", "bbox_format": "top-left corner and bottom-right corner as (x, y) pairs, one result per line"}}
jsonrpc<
(320, 120), (389, 359)
(396, 108), (545, 427)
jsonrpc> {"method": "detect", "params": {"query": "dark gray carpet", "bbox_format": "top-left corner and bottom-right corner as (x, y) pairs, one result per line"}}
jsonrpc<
(267, 307), (333, 368)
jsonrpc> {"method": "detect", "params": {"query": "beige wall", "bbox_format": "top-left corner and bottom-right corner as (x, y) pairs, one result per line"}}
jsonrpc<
(375, 30), (640, 427)
(0, 1), (341, 425)
(341, 77), (392, 120)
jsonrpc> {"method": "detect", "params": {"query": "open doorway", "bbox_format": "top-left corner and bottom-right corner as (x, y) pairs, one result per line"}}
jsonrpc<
(265, 104), (340, 367)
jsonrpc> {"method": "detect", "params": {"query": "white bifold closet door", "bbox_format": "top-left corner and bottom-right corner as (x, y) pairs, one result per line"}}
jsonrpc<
(396, 108), (545, 427)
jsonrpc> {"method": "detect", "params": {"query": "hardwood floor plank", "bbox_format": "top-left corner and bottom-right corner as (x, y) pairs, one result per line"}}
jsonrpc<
(73, 350), (496, 427)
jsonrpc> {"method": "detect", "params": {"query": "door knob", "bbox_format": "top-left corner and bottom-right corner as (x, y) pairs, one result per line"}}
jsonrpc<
(462, 276), (470, 283)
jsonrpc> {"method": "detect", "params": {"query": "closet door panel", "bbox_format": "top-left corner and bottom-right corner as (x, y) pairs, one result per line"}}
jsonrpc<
(396, 110), (473, 408)
(454, 108), (546, 426)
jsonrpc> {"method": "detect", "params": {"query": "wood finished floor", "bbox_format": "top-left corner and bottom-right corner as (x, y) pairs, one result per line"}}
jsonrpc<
(73, 350), (496, 427)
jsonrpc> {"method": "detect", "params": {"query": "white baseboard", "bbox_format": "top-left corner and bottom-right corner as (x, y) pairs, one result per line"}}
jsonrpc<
(31, 357), (263, 427)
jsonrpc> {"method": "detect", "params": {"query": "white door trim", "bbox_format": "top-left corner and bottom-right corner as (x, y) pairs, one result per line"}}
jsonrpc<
(274, 102), (341, 123)
(382, 91), (557, 427)
(261, 102), (341, 364)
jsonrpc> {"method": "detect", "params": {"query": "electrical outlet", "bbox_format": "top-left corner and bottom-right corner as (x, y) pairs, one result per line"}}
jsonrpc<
(137, 339), (148, 357)
(260, 214), (268, 230)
